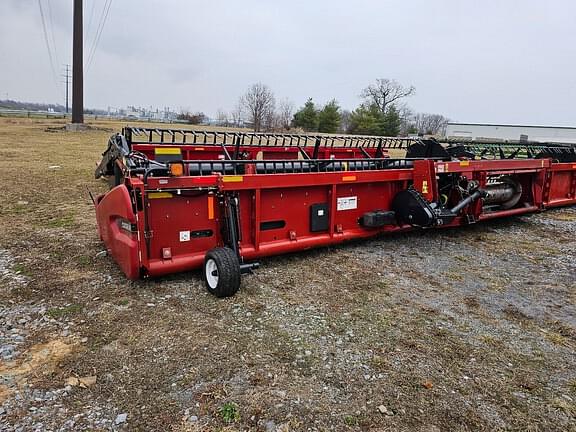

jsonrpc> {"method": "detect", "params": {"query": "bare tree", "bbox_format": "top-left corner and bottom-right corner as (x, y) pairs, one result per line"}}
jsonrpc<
(231, 103), (243, 128)
(340, 109), (352, 133)
(397, 103), (415, 135)
(239, 83), (276, 132)
(216, 109), (229, 127)
(413, 113), (449, 136)
(277, 99), (295, 130)
(361, 79), (415, 115)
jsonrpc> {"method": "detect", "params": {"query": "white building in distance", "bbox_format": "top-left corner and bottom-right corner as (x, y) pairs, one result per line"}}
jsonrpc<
(446, 122), (576, 144)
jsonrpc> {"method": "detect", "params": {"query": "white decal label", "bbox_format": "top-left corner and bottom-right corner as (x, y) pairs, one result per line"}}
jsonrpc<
(337, 196), (357, 211)
(317, 209), (325, 216)
(179, 231), (191, 242)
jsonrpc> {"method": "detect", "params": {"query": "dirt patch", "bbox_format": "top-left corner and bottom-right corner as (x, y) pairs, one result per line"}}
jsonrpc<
(0, 339), (77, 403)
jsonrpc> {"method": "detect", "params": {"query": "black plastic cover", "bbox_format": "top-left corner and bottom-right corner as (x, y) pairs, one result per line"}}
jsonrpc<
(360, 210), (396, 228)
(310, 203), (329, 232)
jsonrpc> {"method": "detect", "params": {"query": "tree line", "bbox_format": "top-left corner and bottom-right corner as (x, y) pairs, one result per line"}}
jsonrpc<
(177, 79), (449, 136)
(225, 79), (448, 136)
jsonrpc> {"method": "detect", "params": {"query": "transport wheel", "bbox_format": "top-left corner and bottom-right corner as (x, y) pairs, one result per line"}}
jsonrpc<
(203, 247), (241, 298)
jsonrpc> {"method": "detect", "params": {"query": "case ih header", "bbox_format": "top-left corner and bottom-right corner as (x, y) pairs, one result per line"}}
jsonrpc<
(94, 127), (576, 297)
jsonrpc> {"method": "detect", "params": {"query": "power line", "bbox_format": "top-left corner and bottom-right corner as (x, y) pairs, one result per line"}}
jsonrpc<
(86, 0), (112, 71)
(85, 0), (98, 44)
(45, 0), (60, 68)
(37, 0), (60, 90)
(87, 0), (112, 70)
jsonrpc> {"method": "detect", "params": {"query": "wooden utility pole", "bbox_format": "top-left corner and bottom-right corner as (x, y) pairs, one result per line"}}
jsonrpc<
(72, 0), (83, 124)
(62, 64), (71, 114)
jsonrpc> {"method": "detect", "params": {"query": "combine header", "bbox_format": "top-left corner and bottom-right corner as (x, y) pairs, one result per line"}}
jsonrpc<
(94, 127), (576, 297)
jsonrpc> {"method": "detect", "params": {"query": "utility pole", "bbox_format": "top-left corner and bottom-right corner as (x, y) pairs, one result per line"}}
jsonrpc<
(62, 64), (71, 114)
(72, 0), (83, 124)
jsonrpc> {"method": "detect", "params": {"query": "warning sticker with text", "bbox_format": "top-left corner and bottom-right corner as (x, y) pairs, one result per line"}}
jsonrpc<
(337, 196), (357, 211)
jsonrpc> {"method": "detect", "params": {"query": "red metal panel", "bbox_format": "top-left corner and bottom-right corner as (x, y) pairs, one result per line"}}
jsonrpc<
(546, 163), (576, 206)
(95, 185), (140, 279)
(413, 160), (437, 201)
(145, 193), (221, 264)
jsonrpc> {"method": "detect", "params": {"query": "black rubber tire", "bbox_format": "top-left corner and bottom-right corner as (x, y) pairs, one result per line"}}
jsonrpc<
(203, 247), (241, 298)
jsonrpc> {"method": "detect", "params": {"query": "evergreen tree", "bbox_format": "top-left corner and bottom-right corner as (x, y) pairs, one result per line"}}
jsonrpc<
(381, 105), (401, 136)
(348, 103), (402, 136)
(318, 99), (341, 133)
(347, 104), (383, 135)
(292, 98), (319, 131)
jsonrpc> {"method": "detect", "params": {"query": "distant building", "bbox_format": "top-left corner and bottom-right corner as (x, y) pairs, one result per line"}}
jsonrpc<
(446, 122), (576, 144)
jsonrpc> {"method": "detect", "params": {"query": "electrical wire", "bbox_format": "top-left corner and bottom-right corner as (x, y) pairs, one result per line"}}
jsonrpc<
(86, 0), (113, 71)
(85, 0), (98, 45)
(45, 0), (60, 68)
(37, 0), (60, 90)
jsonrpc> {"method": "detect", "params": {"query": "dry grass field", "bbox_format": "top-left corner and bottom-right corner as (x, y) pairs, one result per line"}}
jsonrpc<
(0, 117), (575, 431)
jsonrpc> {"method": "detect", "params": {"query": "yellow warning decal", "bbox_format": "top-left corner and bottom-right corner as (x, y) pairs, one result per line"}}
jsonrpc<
(459, 160), (470, 167)
(148, 192), (173, 199)
(422, 180), (429, 194)
(342, 175), (357, 182)
(154, 147), (182, 155)
(222, 175), (244, 183)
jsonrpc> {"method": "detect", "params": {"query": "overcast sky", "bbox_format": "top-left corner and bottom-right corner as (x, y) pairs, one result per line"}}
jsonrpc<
(1, 0), (575, 125)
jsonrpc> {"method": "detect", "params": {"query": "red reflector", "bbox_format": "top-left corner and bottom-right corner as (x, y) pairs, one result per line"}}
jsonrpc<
(162, 248), (172, 260)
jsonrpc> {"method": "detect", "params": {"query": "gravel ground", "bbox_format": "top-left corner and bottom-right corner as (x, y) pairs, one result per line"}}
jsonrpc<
(0, 118), (575, 431)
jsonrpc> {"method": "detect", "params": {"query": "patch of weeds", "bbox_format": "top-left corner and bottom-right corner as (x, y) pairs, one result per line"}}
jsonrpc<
(344, 414), (358, 426)
(4, 205), (28, 216)
(219, 402), (240, 423)
(487, 280), (506, 292)
(369, 354), (390, 371)
(46, 214), (75, 228)
(479, 334), (503, 347)
(376, 280), (390, 289)
(117, 299), (130, 306)
(47, 304), (83, 319)
(74, 255), (92, 267)
(550, 397), (574, 415)
(443, 270), (464, 282)
(13, 263), (30, 276)
(545, 331), (567, 346)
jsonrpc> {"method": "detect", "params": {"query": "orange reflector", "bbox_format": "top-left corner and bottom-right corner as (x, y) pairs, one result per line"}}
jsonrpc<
(459, 160), (470, 167)
(207, 194), (214, 220)
(169, 162), (184, 176)
(342, 175), (356, 182)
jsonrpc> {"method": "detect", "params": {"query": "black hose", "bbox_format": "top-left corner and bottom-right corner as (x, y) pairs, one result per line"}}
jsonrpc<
(450, 189), (486, 214)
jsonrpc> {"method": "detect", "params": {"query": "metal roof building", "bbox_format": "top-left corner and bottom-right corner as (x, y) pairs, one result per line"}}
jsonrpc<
(446, 122), (576, 144)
